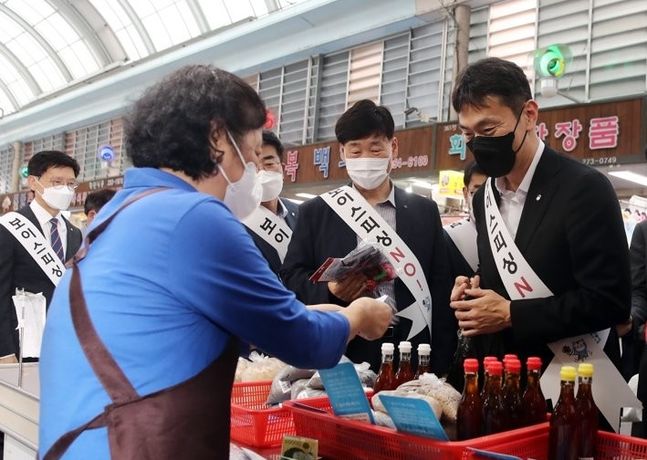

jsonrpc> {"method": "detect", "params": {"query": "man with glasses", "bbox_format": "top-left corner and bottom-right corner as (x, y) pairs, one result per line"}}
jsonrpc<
(243, 131), (299, 275)
(0, 150), (82, 363)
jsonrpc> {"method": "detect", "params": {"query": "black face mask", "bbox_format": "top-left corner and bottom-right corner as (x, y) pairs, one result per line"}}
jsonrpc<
(467, 107), (528, 178)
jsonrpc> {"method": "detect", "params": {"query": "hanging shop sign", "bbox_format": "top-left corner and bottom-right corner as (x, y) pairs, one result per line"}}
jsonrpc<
(435, 96), (646, 171)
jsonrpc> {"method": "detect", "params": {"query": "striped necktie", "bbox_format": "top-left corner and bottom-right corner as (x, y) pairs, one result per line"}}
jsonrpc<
(49, 217), (65, 263)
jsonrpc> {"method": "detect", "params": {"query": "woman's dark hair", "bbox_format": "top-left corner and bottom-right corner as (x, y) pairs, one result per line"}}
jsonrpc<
(28, 150), (80, 177)
(452, 58), (532, 115)
(335, 99), (394, 144)
(125, 65), (266, 180)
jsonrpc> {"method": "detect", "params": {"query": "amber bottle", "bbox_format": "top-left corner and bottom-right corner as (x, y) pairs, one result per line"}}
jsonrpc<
(522, 356), (546, 426)
(482, 360), (505, 435)
(374, 343), (396, 393)
(394, 341), (414, 388)
(481, 356), (497, 399)
(548, 366), (579, 460)
(502, 358), (523, 430)
(575, 363), (597, 460)
(457, 358), (482, 440)
(414, 343), (431, 378)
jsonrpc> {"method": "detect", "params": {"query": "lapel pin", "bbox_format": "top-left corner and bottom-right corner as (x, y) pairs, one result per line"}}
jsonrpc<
(536, 194), (542, 201)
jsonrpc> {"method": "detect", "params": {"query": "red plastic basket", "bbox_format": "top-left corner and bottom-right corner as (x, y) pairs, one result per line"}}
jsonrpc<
(230, 381), (297, 448)
(285, 397), (647, 459)
(284, 397), (548, 459)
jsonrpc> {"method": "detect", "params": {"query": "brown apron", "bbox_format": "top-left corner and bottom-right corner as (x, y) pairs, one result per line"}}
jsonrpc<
(43, 188), (239, 460)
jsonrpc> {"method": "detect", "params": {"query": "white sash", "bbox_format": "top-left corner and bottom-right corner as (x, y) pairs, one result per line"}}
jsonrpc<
(444, 218), (479, 272)
(0, 212), (65, 286)
(321, 186), (432, 341)
(484, 178), (640, 431)
(242, 206), (292, 263)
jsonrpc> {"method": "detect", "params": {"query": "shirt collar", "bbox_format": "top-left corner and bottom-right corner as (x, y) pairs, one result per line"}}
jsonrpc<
(352, 181), (396, 207)
(123, 167), (198, 192)
(276, 199), (288, 218)
(30, 198), (61, 227)
(495, 140), (545, 196)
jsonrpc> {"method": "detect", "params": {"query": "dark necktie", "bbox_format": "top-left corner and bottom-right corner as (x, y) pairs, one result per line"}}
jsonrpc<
(49, 217), (65, 263)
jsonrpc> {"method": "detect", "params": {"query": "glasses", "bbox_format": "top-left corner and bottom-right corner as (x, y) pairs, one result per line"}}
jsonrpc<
(40, 178), (79, 190)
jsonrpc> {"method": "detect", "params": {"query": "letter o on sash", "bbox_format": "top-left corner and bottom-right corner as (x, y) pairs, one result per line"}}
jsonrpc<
(404, 263), (416, 277)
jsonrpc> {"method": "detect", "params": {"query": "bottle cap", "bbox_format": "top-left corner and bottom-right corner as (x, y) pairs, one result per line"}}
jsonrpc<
(505, 358), (521, 373)
(488, 361), (503, 376)
(483, 358), (497, 371)
(381, 343), (394, 353)
(503, 354), (518, 363)
(578, 363), (594, 378)
(463, 358), (479, 373)
(526, 357), (542, 370)
(398, 341), (412, 352)
(560, 366), (577, 381)
(418, 343), (431, 354)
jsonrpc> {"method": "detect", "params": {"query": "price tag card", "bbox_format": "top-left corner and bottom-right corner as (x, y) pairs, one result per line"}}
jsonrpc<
(379, 395), (448, 440)
(467, 448), (523, 459)
(318, 362), (374, 423)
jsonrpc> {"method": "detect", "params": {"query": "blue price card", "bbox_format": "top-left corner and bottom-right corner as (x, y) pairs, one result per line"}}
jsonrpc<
(467, 448), (523, 459)
(318, 362), (374, 423)
(379, 395), (449, 440)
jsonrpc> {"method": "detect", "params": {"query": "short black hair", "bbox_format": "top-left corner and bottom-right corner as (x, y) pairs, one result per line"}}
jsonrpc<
(84, 188), (116, 215)
(452, 58), (532, 115)
(262, 130), (284, 161)
(28, 150), (80, 177)
(125, 65), (266, 180)
(335, 99), (394, 144)
(463, 161), (486, 187)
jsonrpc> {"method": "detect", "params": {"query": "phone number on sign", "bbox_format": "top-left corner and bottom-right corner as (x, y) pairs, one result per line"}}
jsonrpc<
(582, 156), (617, 166)
(391, 155), (430, 169)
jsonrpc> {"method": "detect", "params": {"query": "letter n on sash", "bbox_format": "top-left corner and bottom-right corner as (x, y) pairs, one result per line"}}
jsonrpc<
(514, 276), (533, 298)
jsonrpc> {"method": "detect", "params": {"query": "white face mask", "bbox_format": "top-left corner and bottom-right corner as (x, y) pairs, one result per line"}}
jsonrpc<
(36, 180), (75, 211)
(258, 170), (284, 202)
(218, 131), (262, 220)
(344, 156), (391, 190)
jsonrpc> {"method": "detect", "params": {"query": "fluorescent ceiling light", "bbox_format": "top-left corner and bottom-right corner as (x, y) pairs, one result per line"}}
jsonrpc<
(609, 171), (647, 187)
(286, 198), (304, 204)
(295, 192), (317, 199)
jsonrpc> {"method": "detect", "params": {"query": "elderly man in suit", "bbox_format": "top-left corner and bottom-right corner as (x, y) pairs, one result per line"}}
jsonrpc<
(449, 58), (630, 373)
(0, 151), (82, 363)
(244, 131), (299, 276)
(282, 100), (455, 373)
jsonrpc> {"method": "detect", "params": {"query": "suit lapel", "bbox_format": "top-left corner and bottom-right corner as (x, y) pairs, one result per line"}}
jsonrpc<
(63, 217), (79, 260)
(394, 186), (408, 237)
(514, 148), (563, 253)
(19, 205), (44, 236)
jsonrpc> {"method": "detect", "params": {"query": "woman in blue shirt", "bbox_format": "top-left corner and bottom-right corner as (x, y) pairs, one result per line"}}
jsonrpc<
(39, 65), (392, 459)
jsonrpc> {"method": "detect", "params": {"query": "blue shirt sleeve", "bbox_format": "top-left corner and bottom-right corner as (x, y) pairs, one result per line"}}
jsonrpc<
(168, 199), (350, 369)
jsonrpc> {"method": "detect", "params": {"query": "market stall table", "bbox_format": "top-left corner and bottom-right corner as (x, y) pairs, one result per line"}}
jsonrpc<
(0, 363), (39, 460)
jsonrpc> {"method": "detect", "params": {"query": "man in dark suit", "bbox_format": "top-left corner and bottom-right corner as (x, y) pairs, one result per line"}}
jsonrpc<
(449, 58), (630, 371)
(444, 161), (487, 280)
(0, 151), (82, 362)
(281, 100), (455, 373)
(246, 131), (299, 275)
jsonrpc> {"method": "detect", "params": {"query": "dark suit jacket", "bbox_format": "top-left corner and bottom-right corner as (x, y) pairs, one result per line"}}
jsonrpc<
(630, 221), (647, 325)
(248, 198), (299, 275)
(0, 205), (82, 355)
(444, 229), (477, 279)
(471, 147), (630, 368)
(280, 186), (456, 373)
